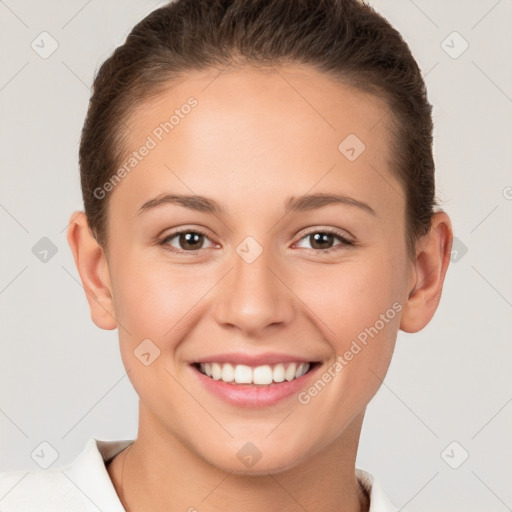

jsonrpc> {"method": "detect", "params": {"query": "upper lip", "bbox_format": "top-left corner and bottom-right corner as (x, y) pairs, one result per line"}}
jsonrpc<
(190, 352), (318, 366)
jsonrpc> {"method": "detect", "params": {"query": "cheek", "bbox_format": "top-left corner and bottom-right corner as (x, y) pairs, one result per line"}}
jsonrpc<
(110, 260), (198, 405)
(294, 250), (405, 402)
(110, 251), (189, 334)
(298, 254), (404, 340)
(110, 256), (220, 376)
(294, 259), (402, 436)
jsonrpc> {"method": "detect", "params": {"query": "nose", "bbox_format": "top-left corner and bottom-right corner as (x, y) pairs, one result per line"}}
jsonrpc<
(213, 243), (295, 336)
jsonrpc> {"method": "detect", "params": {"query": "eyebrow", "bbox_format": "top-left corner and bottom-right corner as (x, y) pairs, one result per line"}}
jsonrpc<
(137, 192), (376, 217)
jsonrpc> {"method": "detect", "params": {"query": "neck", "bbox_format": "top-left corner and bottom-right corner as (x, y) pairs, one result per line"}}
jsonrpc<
(108, 404), (369, 512)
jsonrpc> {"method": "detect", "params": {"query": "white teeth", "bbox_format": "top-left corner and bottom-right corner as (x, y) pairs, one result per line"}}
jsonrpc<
(273, 363), (285, 382)
(221, 363), (235, 383)
(284, 363), (297, 381)
(211, 362), (222, 380)
(198, 361), (311, 385)
(253, 365), (273, 385)
(234, 364), (252, 384)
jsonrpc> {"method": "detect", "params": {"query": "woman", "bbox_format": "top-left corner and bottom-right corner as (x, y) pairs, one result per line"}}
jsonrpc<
(0, 0), (452, 510)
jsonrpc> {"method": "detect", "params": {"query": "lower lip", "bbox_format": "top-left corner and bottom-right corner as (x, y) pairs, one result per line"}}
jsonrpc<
(190, 364), (320, 408)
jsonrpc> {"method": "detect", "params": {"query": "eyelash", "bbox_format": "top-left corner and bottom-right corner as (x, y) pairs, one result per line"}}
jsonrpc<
(158, 227), (354, 255)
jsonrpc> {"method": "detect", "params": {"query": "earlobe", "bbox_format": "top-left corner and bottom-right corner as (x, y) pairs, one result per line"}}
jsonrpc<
(66, 211), (117, 330)
(400, 211), (453, 333)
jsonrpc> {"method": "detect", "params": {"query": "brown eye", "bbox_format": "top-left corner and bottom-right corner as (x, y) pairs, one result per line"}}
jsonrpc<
(309, 232), (335, 250)
(160, 230), (215, 252)
(295, 229), (352, 252)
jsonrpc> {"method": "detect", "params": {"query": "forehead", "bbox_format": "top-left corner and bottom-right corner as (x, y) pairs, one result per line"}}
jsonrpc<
(126, 63), (392, 148)
(112, 63), (402, 219)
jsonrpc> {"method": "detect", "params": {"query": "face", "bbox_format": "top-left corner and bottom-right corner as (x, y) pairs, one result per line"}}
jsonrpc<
(101, 64), (413, 473)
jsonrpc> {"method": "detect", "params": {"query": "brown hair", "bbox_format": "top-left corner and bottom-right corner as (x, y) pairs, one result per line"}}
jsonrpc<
(79, 0), (438, 258)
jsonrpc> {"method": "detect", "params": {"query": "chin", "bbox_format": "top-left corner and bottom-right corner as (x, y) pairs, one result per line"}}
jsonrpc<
(201, 441), (312, 476)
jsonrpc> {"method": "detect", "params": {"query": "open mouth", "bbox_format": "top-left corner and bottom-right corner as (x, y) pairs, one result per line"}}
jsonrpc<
(192, 361), (319, 386)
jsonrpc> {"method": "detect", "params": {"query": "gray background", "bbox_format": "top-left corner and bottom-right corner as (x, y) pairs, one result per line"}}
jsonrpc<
(1, 1), (511, 510)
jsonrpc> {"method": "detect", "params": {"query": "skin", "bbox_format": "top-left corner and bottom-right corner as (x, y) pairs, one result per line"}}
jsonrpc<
(67, 63), (452, 512)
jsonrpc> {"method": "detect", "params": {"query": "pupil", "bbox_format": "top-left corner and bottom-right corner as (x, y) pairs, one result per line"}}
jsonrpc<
(311, 233), (333, 249)
(181, 232), (203, 250)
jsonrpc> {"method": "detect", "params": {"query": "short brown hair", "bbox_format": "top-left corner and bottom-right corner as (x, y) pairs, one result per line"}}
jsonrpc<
(79, 0), (438, 258)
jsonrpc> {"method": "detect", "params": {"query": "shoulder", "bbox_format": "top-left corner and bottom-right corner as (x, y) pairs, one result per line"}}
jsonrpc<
(356, 468), (404, 512)
(0, 466), (85, 511)
(0, 438), (134, 512)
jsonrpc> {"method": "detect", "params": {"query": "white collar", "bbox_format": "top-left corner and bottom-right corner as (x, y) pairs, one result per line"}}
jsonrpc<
(64, 437), (133, 511)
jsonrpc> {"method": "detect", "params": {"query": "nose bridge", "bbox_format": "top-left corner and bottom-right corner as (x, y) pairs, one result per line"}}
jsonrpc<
(214, 236), (293, 333)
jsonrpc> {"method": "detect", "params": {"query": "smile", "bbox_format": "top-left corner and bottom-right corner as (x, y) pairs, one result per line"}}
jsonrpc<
(195, 362), (311, 385)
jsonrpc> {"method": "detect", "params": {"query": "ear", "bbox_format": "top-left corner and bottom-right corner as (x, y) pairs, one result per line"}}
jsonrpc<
(66, 211), (117, 330)
(400, 211), (453, 333)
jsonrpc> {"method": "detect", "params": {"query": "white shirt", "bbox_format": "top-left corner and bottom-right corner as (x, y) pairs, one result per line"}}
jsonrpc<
(0, 438), (402, 511)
